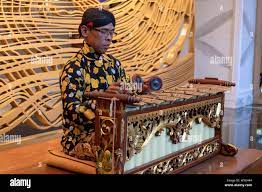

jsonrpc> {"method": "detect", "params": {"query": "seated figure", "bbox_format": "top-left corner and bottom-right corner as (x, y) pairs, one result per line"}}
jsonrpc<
(59, 7), (128, 162)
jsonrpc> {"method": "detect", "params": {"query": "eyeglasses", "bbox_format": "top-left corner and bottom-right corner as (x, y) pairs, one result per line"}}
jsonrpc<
(93, 28), (117, 36)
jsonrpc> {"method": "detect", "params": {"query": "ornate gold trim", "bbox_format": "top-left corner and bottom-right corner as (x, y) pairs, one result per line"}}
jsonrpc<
(126, 99), (222, 161)
(96, 117), (115, 174)
(137, 140), (220, 174)
(127, 97), (222, 122)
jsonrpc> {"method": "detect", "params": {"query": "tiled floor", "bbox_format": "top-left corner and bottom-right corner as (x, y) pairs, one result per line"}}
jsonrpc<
(223, 104), (262, 150)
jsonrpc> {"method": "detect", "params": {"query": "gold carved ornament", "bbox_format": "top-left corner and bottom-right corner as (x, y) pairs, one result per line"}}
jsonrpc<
(96, 117), (123, 174)
(138, 140), (220, 174)
(126, 100), (222, 161)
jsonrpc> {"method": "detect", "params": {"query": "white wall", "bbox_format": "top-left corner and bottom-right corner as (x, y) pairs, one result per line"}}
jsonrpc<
(238, 0), (257, 107)
(195, 0), (257, 108)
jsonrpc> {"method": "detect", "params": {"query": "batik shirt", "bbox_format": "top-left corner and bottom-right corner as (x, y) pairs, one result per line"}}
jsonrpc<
(59, 41), (128, 154)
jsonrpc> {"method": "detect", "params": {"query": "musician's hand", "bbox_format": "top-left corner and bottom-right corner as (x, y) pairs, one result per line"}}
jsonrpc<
(106, 82), (122, 94)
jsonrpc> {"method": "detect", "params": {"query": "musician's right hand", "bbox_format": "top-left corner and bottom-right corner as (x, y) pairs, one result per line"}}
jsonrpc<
(105, 82), (122, 94)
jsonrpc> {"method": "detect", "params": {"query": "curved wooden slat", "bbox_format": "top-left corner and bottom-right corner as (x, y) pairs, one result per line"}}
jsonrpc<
(0, 0), (195, 133)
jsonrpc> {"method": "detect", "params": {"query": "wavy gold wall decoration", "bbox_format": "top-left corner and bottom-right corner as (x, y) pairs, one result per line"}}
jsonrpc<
(0, 0), (195, 134)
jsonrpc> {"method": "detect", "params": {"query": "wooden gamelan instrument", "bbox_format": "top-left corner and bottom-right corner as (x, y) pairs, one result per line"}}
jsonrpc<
(85, 77), (238, 174)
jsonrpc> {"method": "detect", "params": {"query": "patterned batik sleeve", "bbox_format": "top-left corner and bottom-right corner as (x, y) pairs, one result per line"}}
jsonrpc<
(60, 59), (93, 125)
(115, 59), (130, 83)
